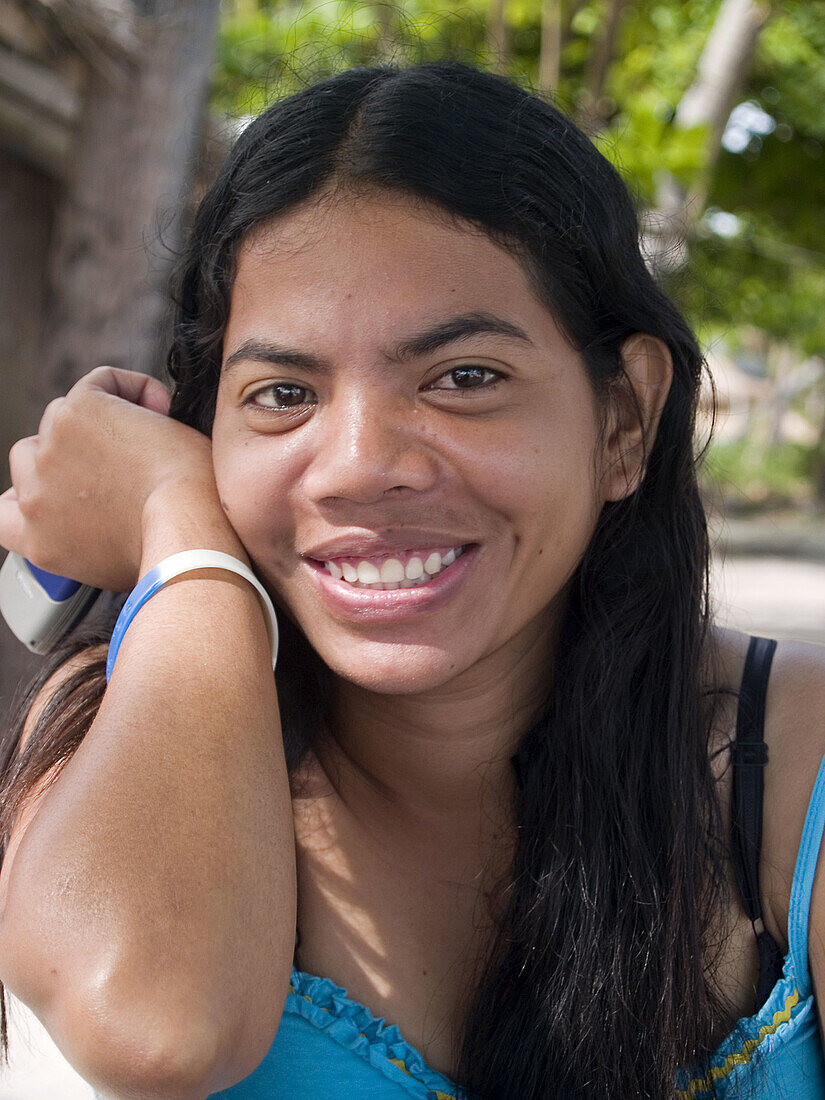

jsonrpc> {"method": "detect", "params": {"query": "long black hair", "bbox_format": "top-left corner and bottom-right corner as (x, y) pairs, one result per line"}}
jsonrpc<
(0, 61), (729, 1097)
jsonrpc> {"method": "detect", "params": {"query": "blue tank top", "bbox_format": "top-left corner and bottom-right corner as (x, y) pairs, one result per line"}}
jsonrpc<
(211, 750), (825, 1100)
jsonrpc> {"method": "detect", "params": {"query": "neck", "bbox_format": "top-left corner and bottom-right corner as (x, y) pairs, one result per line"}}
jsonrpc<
(314, 614), (555, 844)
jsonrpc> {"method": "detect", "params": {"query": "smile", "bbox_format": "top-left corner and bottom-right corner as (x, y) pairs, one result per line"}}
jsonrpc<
(304, 543), (481, 620)
(320, 546), (468, 590)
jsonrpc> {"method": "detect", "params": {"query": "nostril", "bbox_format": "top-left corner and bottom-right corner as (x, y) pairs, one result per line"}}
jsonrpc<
(303, 434), (440, 504)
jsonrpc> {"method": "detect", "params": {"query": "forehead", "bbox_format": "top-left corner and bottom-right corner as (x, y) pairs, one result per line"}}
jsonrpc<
(226, 191), (558, 344)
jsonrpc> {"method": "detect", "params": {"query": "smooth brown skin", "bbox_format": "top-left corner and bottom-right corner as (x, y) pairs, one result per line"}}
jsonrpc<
(0, 191), (823, 1092)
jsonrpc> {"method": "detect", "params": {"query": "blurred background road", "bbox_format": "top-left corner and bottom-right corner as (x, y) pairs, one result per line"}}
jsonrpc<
(716, 554), (825, 642)
(712, 514), (825, 644)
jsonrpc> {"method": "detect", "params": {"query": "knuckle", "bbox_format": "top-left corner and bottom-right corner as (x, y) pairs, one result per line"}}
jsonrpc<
(16, 484), (41, 519)
(8, 435), (33, 471)
(9, 434), (31, 455)
(40, 396), (68, 431)
(61, 386), (97, 423)
(72, 365), (110, 393)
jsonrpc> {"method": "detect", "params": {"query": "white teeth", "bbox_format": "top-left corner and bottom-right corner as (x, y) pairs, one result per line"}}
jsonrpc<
(424, 552), (442, 575)
(380, 558), (406, 583)
(322, 546), (467, 588)
(405, 556), (424, 580)
(357, 561), (381, 583)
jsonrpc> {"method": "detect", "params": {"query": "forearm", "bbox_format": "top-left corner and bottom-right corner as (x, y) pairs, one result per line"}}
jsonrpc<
(0, 485), (296, 1091)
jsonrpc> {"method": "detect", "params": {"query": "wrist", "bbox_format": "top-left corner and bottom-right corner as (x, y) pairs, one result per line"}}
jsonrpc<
(140, 479), (250, 575)
(107, 549), (279, 683)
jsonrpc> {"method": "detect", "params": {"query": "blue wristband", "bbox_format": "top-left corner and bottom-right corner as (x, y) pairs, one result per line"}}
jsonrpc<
(106, 550), (279, 683)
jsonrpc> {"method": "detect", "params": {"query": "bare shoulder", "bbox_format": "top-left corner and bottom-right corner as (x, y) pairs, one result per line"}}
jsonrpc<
(712, 626), (825, 955)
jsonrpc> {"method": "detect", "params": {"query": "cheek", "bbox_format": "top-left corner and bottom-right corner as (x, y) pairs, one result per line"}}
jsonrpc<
(211, 440), (298, 558)
(478, 411), (603, 618)
(463, 405), (600, 525)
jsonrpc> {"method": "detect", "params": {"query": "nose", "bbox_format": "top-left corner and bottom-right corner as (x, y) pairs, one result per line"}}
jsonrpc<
(302, 396), (440, 505)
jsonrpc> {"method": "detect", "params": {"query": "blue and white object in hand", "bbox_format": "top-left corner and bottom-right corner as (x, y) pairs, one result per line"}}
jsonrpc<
(0, 552), (100, 654)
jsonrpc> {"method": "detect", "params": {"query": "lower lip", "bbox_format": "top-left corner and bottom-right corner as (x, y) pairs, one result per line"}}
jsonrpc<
(304, 545), (481, 622)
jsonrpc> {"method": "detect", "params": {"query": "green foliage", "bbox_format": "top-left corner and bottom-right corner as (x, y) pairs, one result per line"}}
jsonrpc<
(701, 436), (816, 509)
(213, 0), (825, 363)
(594, 110), (707, 199)
(214, 1), (489, 114)
(755, 0), (825, 141)
(675, 225), (825, 359)
(593, 0), (718, 196)
(682, 0), (825, 360)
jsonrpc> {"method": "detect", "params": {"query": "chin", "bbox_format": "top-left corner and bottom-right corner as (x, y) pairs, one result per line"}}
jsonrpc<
(320, 642), (470, 695)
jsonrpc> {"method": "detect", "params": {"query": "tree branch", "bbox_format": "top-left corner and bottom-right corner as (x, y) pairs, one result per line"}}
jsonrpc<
(539, 0), (562, 96)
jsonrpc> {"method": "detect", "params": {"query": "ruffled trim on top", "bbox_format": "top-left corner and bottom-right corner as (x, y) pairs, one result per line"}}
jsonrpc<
(287, 968), (466, 1100)
(675, 951), (811, 1098)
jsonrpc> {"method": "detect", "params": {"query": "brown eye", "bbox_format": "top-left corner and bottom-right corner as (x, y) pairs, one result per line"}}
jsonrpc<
(430, 366), (503, 390)
(247, 384), (316, 410)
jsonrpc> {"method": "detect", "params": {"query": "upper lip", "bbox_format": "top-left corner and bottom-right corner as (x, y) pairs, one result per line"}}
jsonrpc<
(302, 532), (475, 560)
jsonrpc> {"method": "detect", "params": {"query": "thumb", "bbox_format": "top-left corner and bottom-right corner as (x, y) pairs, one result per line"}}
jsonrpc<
(135, 375), (173, 417)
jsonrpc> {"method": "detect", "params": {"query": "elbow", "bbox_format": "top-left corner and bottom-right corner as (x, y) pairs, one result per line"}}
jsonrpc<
(45, 974), (285, 1100)
(0, 918), (292, 1097)
(51, 1000), (228, 1100)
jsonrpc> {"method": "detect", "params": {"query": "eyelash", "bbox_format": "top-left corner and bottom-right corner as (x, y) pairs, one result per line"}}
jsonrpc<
(244, 366), (505, 412)
(244, 383), (316, 412)
(429, 366), (504, 392)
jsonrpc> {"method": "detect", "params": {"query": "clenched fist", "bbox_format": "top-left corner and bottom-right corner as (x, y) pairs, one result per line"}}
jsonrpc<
(0, 367), (223, 592)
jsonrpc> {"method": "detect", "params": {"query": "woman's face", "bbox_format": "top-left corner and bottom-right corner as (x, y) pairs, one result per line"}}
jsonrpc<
(211, 191), (613, 694)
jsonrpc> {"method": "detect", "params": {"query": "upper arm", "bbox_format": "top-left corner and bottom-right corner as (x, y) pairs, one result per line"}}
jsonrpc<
(0, 644), (108, 917)
(759, 639), (825, 1033)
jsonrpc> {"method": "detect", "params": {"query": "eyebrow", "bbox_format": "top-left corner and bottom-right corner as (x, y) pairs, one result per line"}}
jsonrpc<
(221, 311), (534, 376)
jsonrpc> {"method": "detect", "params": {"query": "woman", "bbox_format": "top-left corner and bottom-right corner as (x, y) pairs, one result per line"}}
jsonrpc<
(0, 61), (822, 1100)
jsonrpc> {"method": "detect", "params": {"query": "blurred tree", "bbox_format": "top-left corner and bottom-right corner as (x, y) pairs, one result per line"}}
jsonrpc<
(579, 0), (628, 122)
(40, 0), (221, 407)
(644, 0), (770, 277)
(684, 0), (825, 347)
(375, 1), (397, 59)
(487, 0), (510, 71)
(537, 0), (561, 95)
(0, 0), (219, 702)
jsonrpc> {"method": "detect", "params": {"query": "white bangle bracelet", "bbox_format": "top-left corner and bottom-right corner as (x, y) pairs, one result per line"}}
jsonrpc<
(106, 550), (279, 683)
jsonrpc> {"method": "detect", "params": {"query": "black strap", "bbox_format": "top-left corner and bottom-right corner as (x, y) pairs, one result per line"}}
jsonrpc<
(730, 635), (783, 1011)
(511, 637), (785, 1009)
